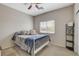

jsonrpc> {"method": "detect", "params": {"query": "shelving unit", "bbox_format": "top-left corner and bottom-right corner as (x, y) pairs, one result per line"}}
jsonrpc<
(0, 46), (1, 56)
(66, 23), (74, 51)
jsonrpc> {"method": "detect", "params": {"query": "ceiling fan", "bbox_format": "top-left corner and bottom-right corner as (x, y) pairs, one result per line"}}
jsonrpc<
(24, 3), (44, 10)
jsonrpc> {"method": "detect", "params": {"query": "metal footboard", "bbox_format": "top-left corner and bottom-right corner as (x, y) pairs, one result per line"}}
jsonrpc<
(30, 36), (50, 56)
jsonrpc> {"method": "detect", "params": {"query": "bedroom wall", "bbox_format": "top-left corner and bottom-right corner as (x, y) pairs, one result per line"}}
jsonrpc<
(33, 5), (74, 47)
(0, 4), (33, 49)
(74, 3), (79, 55)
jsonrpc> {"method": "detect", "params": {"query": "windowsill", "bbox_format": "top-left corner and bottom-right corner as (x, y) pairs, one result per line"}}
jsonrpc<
(40, 31), (55, 34)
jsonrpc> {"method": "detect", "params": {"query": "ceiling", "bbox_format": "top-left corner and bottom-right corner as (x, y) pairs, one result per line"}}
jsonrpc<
(2, 3), (73, 16)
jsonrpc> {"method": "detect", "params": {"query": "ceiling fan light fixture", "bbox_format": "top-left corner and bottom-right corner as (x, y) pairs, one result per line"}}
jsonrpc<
(24, 3), (43, 10)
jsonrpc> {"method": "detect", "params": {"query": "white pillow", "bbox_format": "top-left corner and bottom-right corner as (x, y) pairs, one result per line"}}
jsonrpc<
(30, 30), (37, 35)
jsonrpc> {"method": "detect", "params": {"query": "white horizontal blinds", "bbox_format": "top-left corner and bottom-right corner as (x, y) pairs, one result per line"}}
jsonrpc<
(47, 20), (55, 33)
(40, 22), (47, 33)
(40, 20), (55, 33)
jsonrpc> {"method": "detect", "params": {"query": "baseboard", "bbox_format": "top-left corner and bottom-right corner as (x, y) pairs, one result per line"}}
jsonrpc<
(53, 43), (65, 48)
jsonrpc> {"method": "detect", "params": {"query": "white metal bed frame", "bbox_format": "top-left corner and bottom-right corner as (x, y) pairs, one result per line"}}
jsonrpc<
(14, 35), (50, 56)
(30, 40), (49, 56)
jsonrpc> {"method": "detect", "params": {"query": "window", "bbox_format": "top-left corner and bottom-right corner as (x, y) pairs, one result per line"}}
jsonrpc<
(40, 20), (55, 33)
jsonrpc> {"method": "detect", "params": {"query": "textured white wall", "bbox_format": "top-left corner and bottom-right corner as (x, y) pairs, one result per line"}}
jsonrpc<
(74, 3), (79, 54)
(0, 4), (33, 49)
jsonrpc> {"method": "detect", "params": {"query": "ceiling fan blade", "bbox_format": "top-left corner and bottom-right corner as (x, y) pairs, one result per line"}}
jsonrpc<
(35, 4), (39, 9)
(39, 7), (44, 9)
(28, 5), (32, 9)
(35, 4), (43, 9)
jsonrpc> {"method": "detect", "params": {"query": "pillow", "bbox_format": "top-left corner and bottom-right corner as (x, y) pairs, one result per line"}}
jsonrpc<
(24, 31), (28, 35)
(21, 31), (26, 35)
(30, 30), (37, 35)
(20, 30), (30, 35)
(27, 31), (31, 35)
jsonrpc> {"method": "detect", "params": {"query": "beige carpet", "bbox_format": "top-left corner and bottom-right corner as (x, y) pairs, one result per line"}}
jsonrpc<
(1, 43), (76, 56)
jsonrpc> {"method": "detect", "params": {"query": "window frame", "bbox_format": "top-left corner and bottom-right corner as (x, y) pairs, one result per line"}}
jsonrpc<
(40, 20), (55, 34)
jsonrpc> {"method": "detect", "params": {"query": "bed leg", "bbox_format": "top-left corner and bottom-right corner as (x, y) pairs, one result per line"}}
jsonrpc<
(31, 40), (35, 56)
(31, 49), (35, 56)
(31, 46), (35, 56)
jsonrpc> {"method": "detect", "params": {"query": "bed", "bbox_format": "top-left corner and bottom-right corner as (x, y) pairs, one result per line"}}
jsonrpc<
(12, 33), (50, 56)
